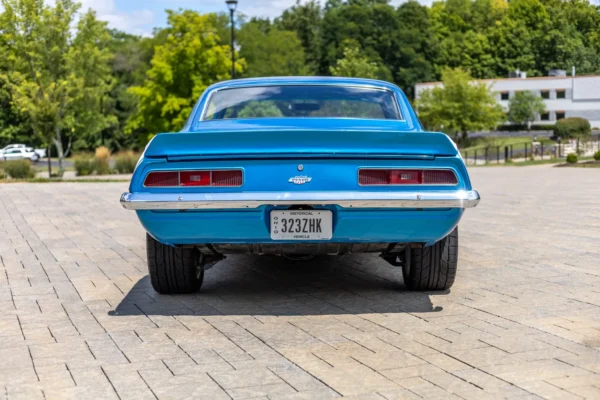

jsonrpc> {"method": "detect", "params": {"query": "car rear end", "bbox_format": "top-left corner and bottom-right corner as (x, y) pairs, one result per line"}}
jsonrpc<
(122, 129), (478, 251)
(120, 78), (480, 294)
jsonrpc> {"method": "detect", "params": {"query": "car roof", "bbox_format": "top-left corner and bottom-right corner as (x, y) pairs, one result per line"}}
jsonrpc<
(204, 76), (401, 92)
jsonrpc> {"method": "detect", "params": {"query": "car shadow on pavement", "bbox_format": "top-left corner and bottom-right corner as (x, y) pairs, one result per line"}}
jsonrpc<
(109, 254), (445, 317)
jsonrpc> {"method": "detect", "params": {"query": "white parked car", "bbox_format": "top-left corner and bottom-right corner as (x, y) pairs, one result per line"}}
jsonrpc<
(1, 147), (40, 162)
(0, 144), (46, 159)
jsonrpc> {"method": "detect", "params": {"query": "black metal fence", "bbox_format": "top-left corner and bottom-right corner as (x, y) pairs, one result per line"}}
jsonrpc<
(460, 136), (600, 165)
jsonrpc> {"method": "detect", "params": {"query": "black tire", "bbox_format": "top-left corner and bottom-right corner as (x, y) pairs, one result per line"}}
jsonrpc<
(146, 234), (204, 294)
(403, 228), (458, 291)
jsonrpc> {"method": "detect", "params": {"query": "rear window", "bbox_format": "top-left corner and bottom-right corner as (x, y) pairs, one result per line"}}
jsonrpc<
(201, 85), (401, 121)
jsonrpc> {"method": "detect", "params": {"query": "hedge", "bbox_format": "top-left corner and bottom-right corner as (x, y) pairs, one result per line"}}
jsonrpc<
(553, 117), (591, 139)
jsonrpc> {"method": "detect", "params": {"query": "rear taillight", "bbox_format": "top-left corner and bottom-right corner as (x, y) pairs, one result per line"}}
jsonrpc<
(144, 171), (179, 187)
(144, 170), (242, 187)
(212, 170), (243, 186)
(422, 169), (458, 184)
(180, 171), (210, 186)
(359, 169), (457, 185)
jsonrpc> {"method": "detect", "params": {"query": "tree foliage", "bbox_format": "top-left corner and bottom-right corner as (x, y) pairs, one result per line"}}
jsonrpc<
(320, 1), (396, 80)
(395, 1), (438, 98)
(2, 0), (600, 151)
(0, 77), (31, 144)
(276, 0), (322, 74)
(330, 44), (380, 79)
(508, 91), (546, 129)
(416, 68), (505, 141)
(1, 0), (114, 174)
(97, 30), (155, 150)
(69, 11), (118, 151)
(238, 20), (308, 78)
(126, 10), (241, 138)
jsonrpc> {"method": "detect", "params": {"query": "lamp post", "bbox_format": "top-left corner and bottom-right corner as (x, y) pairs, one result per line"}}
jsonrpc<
(225, 0), (238, 79)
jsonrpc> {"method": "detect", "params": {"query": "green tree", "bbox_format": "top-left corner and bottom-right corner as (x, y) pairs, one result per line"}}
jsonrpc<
(4, 0), (599, 155)
(99, 30), (155, 151)
(416, 68), (504, 141)
(1, 0), (114, 175)
(487, 16), (537, 77)
(0, 20), (32, 147)
(238, 21), (308, 78)
(395, 1), (438, 97)
(68, 11), (118, 152)
(319, 1), (397, 79)
(330, 44), (379, 79)
(537, 0), (600, 75)
(429, 0), (506, 78)
(127, 10), (240, 140)
(0, 77), (32, 147)
(276, 0), (322, 74)
(508, 91), (545, 129)
(500, 0), (549, 77)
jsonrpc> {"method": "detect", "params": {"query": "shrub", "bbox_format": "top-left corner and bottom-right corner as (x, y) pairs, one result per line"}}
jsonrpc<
(594, 151), (600, 161)
(114, 151), (139, 174)
(566, 153), (578, 164)
(4, 159), (34, 179)
(553, 117), (591, 139)
(73, 154), (96, 176)
(94, 146), (112, 175)
(531, 124), (556, 131)
(496, 124), (555, 132)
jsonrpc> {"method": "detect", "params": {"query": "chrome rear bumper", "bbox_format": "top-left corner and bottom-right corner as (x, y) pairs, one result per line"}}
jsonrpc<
(120, 190), (480, 210)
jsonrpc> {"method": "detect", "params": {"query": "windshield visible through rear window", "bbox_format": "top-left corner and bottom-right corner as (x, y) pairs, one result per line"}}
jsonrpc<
(201, 85), (401, 121)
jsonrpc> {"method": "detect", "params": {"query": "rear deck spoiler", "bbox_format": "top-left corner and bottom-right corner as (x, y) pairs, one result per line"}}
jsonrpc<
(166, 153), (437, 161)
(143, 129), (460, 159)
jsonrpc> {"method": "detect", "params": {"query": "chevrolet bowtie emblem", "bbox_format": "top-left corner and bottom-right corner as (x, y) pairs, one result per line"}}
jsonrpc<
(288, 176), (312, 185)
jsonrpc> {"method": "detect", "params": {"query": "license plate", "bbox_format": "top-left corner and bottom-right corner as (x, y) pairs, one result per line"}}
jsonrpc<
(270, 210), (332, 240)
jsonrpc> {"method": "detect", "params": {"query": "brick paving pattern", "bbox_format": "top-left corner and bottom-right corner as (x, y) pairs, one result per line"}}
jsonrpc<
(0, 166), (599, 399)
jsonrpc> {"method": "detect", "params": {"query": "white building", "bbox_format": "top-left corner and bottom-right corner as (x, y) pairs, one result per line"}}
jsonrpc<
(414, 72), (600, 128)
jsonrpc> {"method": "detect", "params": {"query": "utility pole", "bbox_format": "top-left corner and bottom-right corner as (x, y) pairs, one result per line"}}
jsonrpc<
(225, 0), (238, 79)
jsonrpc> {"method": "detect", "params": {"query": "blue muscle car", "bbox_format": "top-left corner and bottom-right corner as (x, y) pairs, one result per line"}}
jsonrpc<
(121, 77), (480, 294)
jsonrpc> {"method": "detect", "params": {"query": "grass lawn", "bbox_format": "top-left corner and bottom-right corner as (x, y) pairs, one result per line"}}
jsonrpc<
(460, 136), (556, 153)
(467, 158), (560, 167)
(467, 156), (598, 167)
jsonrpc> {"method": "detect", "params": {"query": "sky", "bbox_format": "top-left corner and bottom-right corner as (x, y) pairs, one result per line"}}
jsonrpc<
(77, 0), (409, 36)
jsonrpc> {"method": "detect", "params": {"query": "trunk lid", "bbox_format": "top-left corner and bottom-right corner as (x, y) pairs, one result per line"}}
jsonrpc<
(144, 129), (458, 160)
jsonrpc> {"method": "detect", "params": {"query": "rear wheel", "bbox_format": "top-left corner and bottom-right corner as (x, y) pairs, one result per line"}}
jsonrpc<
(146, 234), (204, 294)
(403, 228), (458, 291)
